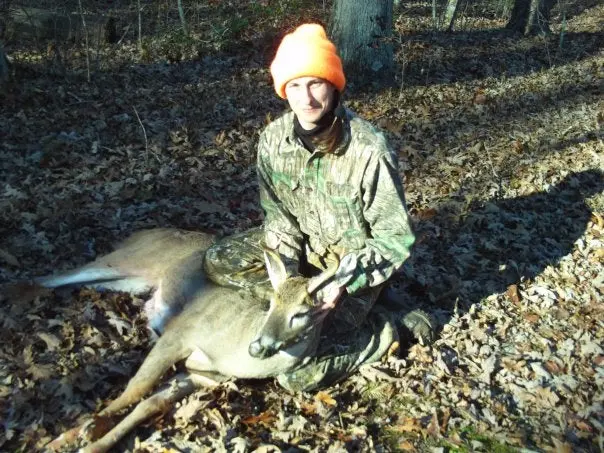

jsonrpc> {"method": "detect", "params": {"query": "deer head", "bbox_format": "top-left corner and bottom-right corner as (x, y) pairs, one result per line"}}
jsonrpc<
(247, 249), (340, 359)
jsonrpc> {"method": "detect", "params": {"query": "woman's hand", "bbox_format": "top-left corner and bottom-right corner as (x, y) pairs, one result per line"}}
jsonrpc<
(316, 281), (345, 308)
(315, 253), (357, 307)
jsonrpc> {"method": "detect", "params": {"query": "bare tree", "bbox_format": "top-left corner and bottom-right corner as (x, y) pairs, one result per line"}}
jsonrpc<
(442, 0), (461, 31)
(137, 0), (142, 51)
(0, 0), (10, 84)
(0, 42), (9, 83)
(329, 0), (394, 84)
(177, 0), (187, 36)
(77, 0), (90, 81)
(506, 0), (555, 35)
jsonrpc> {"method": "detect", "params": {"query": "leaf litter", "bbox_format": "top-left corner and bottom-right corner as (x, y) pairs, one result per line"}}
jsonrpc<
(0, 1), (603, 452)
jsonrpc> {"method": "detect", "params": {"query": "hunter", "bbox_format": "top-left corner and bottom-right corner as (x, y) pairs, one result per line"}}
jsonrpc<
(204, 23), (435, 392)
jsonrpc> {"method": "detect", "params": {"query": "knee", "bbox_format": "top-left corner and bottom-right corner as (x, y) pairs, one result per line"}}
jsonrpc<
(277, 369), (326, 393)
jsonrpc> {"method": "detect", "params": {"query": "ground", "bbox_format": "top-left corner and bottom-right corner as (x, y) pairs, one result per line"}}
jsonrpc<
(0, 1), (602, 452)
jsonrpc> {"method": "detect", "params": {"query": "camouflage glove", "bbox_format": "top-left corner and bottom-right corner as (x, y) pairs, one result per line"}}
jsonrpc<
(400, 309), (437, 346)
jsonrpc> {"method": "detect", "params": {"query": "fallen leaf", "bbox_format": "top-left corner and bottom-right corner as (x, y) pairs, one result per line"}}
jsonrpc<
(592, 248), (604, 262)
(506, 284), (521, 304)
(479, 355), (497, 384)
(300, 401), (317, 416)
(591, 212), (604, 229)
(534, 386), (559, 407)
(473, 89), (487, 105)
(315, 390), (337, 407)
(417, 208), (437, 220)
(37, 332), (62, 351)
(107, 315), (132, 336)
(392, 417), (422, 433)
(551, 438), (572, 453)
(0, 247), (20, 266)
(426, 410), (441, 438)
(241, 411), (275, 428)
(544, 360), (564, 374)
(173, 396), (209, 423)
(573, 419), (593, 432)
(399, 440), (416, 451)
(524, 312), (540, 323)
(27, 362), (55, 380)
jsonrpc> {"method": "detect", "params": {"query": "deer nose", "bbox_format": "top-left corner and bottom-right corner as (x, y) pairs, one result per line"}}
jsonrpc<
(249, 337), (282, 359)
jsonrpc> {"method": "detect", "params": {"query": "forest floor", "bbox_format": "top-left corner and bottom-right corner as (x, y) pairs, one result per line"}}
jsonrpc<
(0, 1), (603, 452)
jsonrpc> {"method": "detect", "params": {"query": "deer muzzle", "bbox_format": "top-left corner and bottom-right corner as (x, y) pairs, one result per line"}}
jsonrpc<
(248, 336), (283, 359)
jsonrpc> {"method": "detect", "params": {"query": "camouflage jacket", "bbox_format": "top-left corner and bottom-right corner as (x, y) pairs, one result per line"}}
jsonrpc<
(257, 109), (415, 295)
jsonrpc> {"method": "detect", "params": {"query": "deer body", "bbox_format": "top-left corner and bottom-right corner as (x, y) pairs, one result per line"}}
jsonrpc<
(142, 280), (315, 381)
(12, 228), (338, 452)
(35, 229), (216, 333)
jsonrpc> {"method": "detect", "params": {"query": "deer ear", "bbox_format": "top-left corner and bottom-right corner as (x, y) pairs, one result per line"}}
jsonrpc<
(263, 249), (287, 290)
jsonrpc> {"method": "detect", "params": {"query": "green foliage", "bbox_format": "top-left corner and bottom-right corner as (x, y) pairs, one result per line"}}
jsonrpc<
(136, 0), (322, 61)
(141, 29), (203, 62)
(209, 14), (250, 51)
(442, 426), (520, 453)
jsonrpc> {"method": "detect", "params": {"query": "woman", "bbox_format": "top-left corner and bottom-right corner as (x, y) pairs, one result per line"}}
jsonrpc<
(205, 24), (434, 392)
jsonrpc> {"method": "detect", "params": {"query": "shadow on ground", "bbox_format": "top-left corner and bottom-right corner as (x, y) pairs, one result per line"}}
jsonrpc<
(349, 28), (603, 92)
(389, 169), (603, 326)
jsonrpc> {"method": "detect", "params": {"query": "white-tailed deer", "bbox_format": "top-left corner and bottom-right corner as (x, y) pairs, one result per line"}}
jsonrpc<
(3, 228), (340, 453)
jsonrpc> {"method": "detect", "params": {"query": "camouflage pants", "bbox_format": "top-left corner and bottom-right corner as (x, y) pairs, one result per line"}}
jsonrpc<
(203, 228), (398, 392)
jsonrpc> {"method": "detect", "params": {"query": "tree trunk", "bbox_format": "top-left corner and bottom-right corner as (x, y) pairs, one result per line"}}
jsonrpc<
(0, 0), (10, 38)
(0, 43), (9, 83)
(177, 0), (187, 36)
(506, 0), (555, 35)
(442, 0), (461, 31)
(329, 0), (394, 85)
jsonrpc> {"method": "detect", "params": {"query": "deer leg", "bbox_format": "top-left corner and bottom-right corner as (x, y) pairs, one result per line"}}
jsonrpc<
(80, 373), (202, 453)
(106, 328), (198, 416)
(44, 425), (87, 451)
(46, 337), (190, 452)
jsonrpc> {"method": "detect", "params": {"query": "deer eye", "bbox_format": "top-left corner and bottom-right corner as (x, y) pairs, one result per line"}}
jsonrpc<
(289, 310), (311, 328)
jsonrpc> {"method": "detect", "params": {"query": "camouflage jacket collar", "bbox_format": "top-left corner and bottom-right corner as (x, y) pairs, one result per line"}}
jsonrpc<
(283, 107), (353, 156)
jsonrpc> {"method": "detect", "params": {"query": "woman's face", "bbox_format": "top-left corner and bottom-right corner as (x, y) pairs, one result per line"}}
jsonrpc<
(284, 77), (336, 130)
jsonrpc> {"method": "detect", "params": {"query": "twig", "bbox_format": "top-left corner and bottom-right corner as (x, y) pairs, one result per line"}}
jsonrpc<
(95, 15), (102, 72)
(132, 105), (152, 165)
(137, 0), (142, 52)
(484, 144), (503, 198)
(398, 41), (408, 99)
(68, 92), (83, 103)
(77, 0), (91, 82)
(117, 24), (131, 46)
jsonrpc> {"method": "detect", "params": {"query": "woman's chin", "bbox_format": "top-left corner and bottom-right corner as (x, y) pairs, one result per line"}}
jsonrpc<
(297, 113), (323, 128)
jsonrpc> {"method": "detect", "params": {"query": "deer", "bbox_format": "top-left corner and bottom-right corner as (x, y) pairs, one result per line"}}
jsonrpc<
(2, 228), (342, 453)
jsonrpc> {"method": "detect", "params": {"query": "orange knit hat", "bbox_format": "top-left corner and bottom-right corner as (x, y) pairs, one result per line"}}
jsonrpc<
(270, 24), (346, 99)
